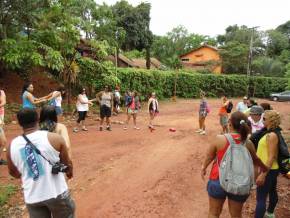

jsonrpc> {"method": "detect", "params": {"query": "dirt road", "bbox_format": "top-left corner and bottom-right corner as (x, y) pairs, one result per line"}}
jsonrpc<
(1, 99), (289, 217)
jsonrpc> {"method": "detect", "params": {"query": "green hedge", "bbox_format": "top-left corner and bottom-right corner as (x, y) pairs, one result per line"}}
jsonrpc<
(115, 68), (287, 99)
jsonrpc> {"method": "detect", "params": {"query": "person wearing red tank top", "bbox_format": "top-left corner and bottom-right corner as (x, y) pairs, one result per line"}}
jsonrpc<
(201, 111), (268, 218)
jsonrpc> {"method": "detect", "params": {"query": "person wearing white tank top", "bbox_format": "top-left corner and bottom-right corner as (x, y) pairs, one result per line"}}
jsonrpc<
(94, 86), (114, 131)
(7, 108), (75, 218)
(47, 86), (66, 116)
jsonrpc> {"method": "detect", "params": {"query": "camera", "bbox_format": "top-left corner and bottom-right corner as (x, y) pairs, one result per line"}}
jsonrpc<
(51, 162), (69, 174)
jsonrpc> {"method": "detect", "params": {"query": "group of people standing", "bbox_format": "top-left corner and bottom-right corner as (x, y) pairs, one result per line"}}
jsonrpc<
(197, 91), (285, 218)
(73, 86), (160, 132)
(0, 83), (288, 218)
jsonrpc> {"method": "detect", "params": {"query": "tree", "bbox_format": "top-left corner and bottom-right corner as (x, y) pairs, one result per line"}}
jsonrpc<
(112, 1), (153, 68)
(266, 30), (289, 57)
(285, 63), (290, 89)
(219, 41), (249, 74)
(252, 57), (285, 77)
(276, 20), (290, 40)
(151, 25), (216, 69)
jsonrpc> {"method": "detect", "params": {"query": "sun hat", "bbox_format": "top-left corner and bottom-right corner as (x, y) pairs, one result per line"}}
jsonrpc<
(249, 105), (264, 115)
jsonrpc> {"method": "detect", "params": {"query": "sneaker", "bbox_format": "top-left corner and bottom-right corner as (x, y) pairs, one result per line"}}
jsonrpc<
(106, 126), (112, 131)
(200, 131), (206, 135)
(123, 127), (128, 130)
(82, 128), (88, 131)
(73, 128), (79, 133)
(251, 184), (257, 190)
(134, 126), (140, 130)
(99, 126), (103, 131)
(265, 212), (275, 218)
(0, 159), (7, 165)
(195, 129), (202, 133)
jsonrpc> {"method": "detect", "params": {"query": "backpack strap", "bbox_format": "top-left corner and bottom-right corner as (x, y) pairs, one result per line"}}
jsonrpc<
(224, 133), (235, 146)
(22, 134), (54, 166)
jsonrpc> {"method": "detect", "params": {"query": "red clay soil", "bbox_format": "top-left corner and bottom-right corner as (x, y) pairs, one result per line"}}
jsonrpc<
(0, 71), (59, 104)
(1, 99), (290, 218)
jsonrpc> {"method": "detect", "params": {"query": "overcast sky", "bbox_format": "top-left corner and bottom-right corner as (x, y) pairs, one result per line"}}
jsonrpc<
(96, 0), (290, 37)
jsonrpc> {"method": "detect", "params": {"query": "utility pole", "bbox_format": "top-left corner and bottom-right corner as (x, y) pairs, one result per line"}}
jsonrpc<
(246, 26), (259, 96)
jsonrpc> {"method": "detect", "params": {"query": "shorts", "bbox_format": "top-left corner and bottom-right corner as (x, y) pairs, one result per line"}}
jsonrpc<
(55, 106), (63, 115)
(219, 115), (228, 126)
(199, 111), (207, 118)
(100, 105), (111, 118)
(128, 108), (138, 114)
(77, 111), (87, 123)
(113, 99), (120, 108)
(26, 190), (75, 218)
(207, 180), (249, 203)
(0, 114), (4, 125)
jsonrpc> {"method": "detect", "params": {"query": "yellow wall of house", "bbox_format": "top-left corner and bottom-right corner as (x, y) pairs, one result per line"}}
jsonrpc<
(181, 47), (222, 74)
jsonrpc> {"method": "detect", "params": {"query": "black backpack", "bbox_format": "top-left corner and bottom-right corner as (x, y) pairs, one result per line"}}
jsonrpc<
(250, 127), (268, 150)
(250, 128), (290, 174)
(273, 129), (290, 174)
(226, 101), (233, 113)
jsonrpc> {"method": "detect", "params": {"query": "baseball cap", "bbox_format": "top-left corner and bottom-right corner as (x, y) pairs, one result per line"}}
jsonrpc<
(250, 105), (264, 115)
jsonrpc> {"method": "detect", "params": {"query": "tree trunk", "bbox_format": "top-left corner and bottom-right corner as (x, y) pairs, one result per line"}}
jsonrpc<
(116, 47), (120, 67)
(146, 47), (151, 69)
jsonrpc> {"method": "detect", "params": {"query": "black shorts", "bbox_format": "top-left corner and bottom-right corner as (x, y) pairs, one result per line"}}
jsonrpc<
(100, 105), (111, 118)
(77, 111), (87, 123)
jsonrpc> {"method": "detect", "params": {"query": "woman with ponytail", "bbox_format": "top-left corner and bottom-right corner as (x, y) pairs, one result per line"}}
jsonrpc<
(201, 111), (268, 218)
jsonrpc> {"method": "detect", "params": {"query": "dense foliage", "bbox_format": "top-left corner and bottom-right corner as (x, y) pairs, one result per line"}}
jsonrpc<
(0, 0), (289, 101)
(114, 68), (287, 99)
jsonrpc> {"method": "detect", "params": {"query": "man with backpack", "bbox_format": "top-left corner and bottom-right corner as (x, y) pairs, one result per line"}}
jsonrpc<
(218, 95), (232, 133)
(7, 108), (75, 218)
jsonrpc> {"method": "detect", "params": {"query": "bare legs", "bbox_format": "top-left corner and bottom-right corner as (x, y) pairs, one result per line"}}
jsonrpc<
(208, 197), (243, 218)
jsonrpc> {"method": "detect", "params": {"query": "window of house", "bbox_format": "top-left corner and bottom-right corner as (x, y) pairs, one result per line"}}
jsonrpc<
(181, 58), (189, 61)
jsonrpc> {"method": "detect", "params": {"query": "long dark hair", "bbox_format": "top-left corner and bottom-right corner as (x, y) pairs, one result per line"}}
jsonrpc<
(22, 83), (32, 94)
(57, 85), (66, 98)
(57, 85), (65, 92)
(230, 111), (251, 142)
(78, 87), (86, 95)
(39, 105), (58, 123)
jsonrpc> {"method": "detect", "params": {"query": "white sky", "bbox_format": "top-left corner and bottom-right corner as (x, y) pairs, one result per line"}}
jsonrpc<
(97, 0), (290, 37)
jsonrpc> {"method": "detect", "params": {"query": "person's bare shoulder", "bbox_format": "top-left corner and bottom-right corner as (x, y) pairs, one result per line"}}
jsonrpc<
(56, 123), (67, 132)
(215, 134), (227, 150)
(47, 132), (65, 152)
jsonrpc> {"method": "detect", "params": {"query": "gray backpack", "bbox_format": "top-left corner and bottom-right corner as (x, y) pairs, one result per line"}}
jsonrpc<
(219, 134), (254, 195)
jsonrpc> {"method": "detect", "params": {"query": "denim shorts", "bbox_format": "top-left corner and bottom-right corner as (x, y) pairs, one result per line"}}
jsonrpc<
(219, 115), (228, 126)
(207, 179), (249, 203)
(55, 106), (63, 115)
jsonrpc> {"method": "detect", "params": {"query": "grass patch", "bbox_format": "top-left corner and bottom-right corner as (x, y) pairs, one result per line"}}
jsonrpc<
(0, 184), (17, 207)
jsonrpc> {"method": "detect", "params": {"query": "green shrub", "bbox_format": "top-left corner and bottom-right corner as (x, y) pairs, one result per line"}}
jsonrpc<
(115, 68), (287, 99)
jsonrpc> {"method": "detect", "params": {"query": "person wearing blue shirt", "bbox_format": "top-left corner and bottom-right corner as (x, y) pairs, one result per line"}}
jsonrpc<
(22, 83), (48, 109)
(236, 96), (248, 113)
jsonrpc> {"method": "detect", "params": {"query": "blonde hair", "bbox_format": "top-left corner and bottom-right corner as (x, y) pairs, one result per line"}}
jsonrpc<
(264, 110), (281, 130)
